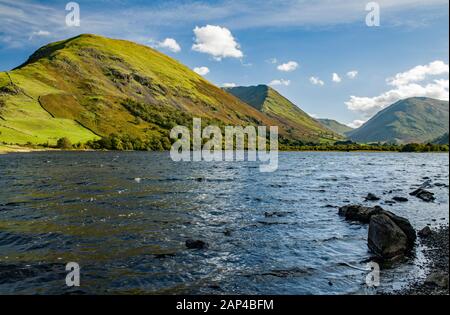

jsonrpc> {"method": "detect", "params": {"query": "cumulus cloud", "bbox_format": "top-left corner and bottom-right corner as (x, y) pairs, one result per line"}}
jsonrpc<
(156, 38), (181, 53)
(310, 76), (325, 86)
(192, 25), (243, 60)
(347, 70), (358, 79)
(386, 60), (449, 87)
(269, 79), (291, 86)
(345, 61), (449, 117)
(347, 119), (367, 129)
(277, 61), (299, 72)
(332, 73), (342, 83)
(222, 82), (237, 88)
(193, 66), (210, 76)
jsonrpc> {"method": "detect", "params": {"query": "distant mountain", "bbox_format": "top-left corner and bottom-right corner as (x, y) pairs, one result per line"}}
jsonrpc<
(317, 119), (353, 136)
(348, 97), (449, 144)
(431, 132), (449, 145)
(224, 85), (339, 141)
(0, 34), (336, 147)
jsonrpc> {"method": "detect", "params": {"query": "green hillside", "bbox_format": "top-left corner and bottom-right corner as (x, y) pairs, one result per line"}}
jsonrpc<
(317, 119), (353, 136)
(225, 85), (340, 142)
(431, 132), (449, 145)
(1, 34), (333, 148)
(348, 97), (449, 144)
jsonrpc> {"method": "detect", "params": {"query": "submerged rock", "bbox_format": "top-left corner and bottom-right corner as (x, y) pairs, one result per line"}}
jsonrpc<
(393, 196), (409, 202)
(410, 188), (436, 202)
(365, 193), (381, 201)
(338, 205), (383, 223)
(185, 239), (209, 250)
(368, 214), (409, 259)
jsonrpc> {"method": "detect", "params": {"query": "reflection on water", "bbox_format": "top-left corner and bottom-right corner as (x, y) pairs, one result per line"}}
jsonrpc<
(0, 152), (448, 294)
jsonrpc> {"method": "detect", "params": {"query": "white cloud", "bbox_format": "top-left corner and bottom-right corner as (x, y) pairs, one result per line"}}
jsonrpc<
(345, 61), (450, 117)
(347, 120), (367, 129)
(267, 58), (278, 64)
(332, 73), (342, 83)
(192, 25), (243, 60)
(346, 79), (449, 116)
(308, 113), (319, 118)
(193, 66), (210, 76)
(269, 79), (291, 87)
(156, 38), (181, 53)
(29, 30), (50, 40)
(277, 61), (299, 72)
(386, 60), (449, 86)
(222, 82), (237, 88)
(347, 70), (358, 79)
(310, 76), (325, 86)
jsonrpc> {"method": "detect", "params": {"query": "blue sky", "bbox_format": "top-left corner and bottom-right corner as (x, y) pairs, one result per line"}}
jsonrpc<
(0, 0), (449, 127)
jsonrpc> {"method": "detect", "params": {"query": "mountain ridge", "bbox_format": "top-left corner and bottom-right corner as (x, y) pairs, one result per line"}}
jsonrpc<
(0, 34), (336, 147)
(348, 97), (449, 144)
(224, 85), (339, 142)
(317, 118), (353, 136)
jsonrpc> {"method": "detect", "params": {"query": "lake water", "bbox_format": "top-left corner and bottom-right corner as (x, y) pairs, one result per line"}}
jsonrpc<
(0, 152), (448, 295)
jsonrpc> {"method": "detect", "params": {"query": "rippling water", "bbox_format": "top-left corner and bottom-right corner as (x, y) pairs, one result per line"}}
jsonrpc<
(0, 152), (448, 295)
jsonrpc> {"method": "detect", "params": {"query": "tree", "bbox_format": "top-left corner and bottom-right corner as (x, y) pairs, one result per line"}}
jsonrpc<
(56, 137), (72, 149)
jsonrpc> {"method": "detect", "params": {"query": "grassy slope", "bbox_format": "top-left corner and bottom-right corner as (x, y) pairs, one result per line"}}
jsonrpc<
(348, 97), (449, 144)
(0, 72), (97, 145)
(225, 85), (340, 142)
(432, 132), (449, 145)
(2, 34), (311, 146)
(317, 119), (353, 136)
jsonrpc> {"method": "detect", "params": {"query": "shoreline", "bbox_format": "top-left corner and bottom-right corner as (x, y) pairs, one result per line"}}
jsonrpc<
(385, 225), (449, 295)
(1, 145), (449, 155)
(0, 145), (62, 154)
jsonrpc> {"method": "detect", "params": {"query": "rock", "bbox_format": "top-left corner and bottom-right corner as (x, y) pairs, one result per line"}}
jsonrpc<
(425, 272), (449, 289)
(393, 196), (409, 202)
(185, 239), (209, 250)
(383, 211), (416, 248)
(365, 193), (381, 201)
(419, 180), (433, 189)
(368, 214), (409, 259)
(338, 205), (383, 223)
(418, 226), (433, 238)
(410, 188), (435, 202)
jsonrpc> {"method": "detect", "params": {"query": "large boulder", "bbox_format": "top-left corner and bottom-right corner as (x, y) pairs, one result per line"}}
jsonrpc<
(383, 211), (416, 248)
(338, 205), (383, 223)
(368, 214), (409, 259)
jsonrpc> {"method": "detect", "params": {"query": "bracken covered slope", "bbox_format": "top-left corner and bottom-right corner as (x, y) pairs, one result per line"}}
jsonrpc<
(0, 34), (336, 146)
(225, 85), (339, 142)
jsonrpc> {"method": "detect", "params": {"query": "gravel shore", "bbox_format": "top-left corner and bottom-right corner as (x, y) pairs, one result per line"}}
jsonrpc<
(394, 225), (449, 295)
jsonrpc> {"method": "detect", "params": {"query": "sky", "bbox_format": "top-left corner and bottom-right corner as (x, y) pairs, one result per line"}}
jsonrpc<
(0, 0), (449, 127)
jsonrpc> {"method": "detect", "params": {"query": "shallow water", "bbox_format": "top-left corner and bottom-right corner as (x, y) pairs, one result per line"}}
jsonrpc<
(0, 152), (448, 295)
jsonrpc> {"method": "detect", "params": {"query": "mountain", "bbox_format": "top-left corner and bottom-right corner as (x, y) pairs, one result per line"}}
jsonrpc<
(317, 119), (353, 136)
(431, 132), (449, 145)
(347, 97), (449, 144)
(224, 85), (339, 142)
(0, 34), (335, 148)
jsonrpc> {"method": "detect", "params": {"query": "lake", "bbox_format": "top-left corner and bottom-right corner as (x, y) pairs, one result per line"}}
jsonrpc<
(0, 152), (448, 294)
